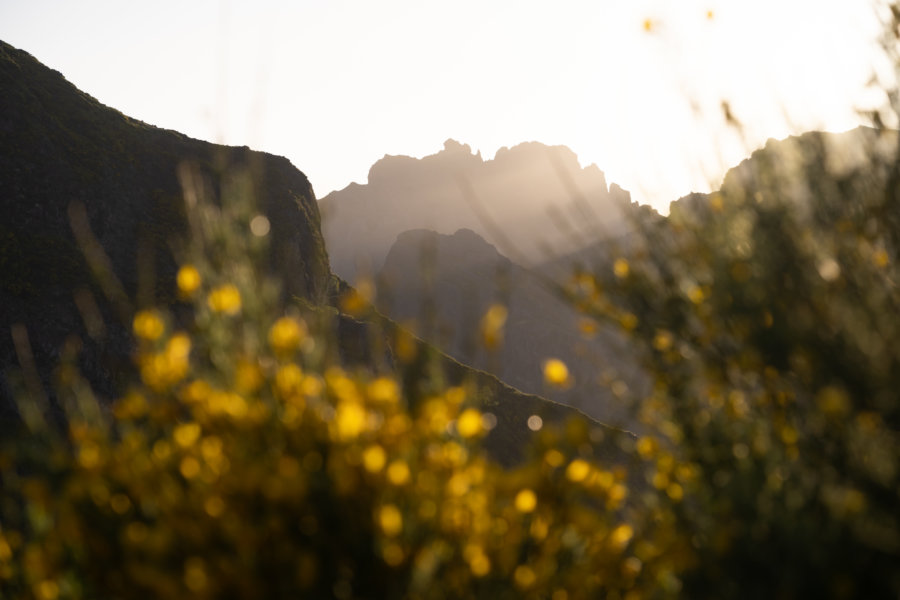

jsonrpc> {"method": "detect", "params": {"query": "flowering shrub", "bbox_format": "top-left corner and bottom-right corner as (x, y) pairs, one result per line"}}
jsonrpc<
(0, 172), (669, 600)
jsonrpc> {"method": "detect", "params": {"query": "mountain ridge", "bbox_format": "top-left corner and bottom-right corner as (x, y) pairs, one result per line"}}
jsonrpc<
(320, 137), (636, 282)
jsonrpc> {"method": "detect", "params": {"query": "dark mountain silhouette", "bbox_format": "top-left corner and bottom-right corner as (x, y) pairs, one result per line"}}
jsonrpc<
(377, 228), (645, 427)
(669, 127), (897, 220)
(319, 139), (635, 282)
(0, 40), (624, 462)
(0, 39), (330, 410)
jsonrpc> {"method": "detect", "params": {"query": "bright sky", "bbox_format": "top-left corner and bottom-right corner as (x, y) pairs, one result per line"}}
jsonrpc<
(0, 0), (888, 212)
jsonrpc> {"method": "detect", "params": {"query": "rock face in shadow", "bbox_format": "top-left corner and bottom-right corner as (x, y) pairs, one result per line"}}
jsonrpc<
(0, 40), (331, 407)
(377, 228), (644, 427)
(319, 139), (634, 282)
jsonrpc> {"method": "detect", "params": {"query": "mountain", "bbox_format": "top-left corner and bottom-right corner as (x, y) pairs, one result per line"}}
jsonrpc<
(669, 127), (898, 220)
(0, 40), (331, 410)
(376, 227), (645, 427)
(319, 138), (635, 282)
(0, 40), (626, 463)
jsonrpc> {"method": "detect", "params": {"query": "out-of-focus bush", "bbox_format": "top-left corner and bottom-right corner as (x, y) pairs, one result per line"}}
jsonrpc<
(0, 170), (669, 600)
(568, 126), (900, 598)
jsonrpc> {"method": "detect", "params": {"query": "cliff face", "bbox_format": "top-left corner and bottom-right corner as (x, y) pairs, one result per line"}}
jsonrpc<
(0, 40), (331, 406)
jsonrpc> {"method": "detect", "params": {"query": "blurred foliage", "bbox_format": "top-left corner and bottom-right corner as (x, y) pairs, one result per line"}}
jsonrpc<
(566, 126), (900, 598)
(0, 169), (656, 600)
(4, 8), (900, 598)
(6, 127), (898, 598)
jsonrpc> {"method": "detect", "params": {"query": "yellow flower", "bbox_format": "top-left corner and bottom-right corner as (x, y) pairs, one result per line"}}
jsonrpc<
(275, 363), (304, 398)
(362, 444), (387, 473)
(613, 258), (630, 279)
(543, 358), (570, 387)
(566, 459), (591, 483)
(180, 456), (201, 479)
(140, 333), (191, 391)
(480, 304), (508, 349)
(334, 401), (367, 441)
(609, 523), (634, 549)
(469, 552), (491, 577)
(176, 265), (202, 298)
(456, 408), (483, 438)
(653, 330), (673, 351)
(386, 460), (411, 485)
(268, 316), (307, 355)
(207, 284), (242, 315)
(636, 437), (657, 459)
(514, 488), (538, 513)
(173, 423), (201, 448)
(133, 309), (164, 341)
(367, 377), (399, 404)
(514, 565), (536, 589)
(619, 312), (639, 331)
(378, 504), (403, 537)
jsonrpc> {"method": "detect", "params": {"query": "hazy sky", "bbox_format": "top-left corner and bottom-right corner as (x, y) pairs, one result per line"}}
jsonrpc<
(0, 0), (888, 211)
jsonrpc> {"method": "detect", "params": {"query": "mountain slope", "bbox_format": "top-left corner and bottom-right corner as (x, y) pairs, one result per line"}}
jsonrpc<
(0, 40), (330, 406)
(376, 228), (644, 427)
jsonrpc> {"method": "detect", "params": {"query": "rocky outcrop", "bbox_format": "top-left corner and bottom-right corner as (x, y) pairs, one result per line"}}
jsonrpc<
(320, 138), (635, 282)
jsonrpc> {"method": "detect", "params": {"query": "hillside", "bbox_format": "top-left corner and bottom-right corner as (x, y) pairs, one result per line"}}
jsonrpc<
(0, 40), (330, 411)
(377, 228), (644, 427)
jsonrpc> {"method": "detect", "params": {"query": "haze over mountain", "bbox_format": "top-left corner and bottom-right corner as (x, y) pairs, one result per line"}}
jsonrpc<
(368, 125), (899, 431)
(377, 228), (645, 427)
(319, 139), (635, 282)
(0, 39), (619, 462)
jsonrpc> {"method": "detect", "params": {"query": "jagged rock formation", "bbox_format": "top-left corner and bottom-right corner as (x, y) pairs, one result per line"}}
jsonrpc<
(319, 139), (634, 282)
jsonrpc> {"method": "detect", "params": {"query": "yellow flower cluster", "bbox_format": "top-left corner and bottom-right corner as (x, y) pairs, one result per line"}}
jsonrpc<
(207, 284), (242, 315)
(138, 332), (191, 392)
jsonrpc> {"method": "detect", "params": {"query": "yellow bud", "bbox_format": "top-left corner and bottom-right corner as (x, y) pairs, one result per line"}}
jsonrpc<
(514, 489), (538, 513)
(207, 284), (242, 315)
(176, 265), (202, 298)
(566, 459), (591, 483)
(362, 445), (387, 473)
(387, 460), (411, 485)
(456, 408), (484, 438)
(367, 377), (399, 404)
(174, 423), (201, 448)
(609, 523), (634, 549)
(378, 504), (403, 537)
(334, 401), (367, 441)
(480, 304), (508, 349)
(133, 310), (164, 341)
(514, 565), (537, 589)
(543, 358), (570, 387)
(268, 316), (307, 355)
